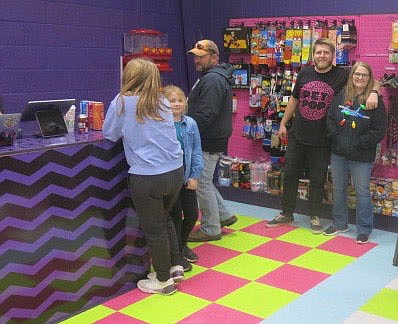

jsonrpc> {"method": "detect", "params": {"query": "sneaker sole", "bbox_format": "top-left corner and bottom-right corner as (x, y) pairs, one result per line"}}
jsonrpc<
(323, 228), (349, 236)
(181, 262), (192, 272)
(265, 221), (293, 228)
(172, 275), (184, 283)
(147, 271), (185, 283)
(220, 216), (238, 228)
(187, 234), (222, 242)
(184, 256), (198, 263)
(146, 276), (183, 284)
(137, 282), (177, 295)
(323, 230), (338, 236)
(311, 228), (323, 235)
(356, 240), (369, 244)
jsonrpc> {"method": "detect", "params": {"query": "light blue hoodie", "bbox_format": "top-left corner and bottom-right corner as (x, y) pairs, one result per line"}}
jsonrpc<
(103, 95), (183, 175)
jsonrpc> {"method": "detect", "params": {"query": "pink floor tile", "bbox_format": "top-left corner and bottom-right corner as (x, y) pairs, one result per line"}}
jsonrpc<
(102, 289), (148, 310)
(242, 221), (297, 238)
(194, 244), (241, 268)
(179, 269), (249, 301)
(221, 227), (235, 234)
(248, 239), (311, 262)
(257, 264), (330, 294)
(318, 236), (377, 257)
(95, 312), (146, 324)
(179, 303), (262, 324)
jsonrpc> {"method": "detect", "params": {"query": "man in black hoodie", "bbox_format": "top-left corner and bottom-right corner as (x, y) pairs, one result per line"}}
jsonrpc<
(186, 39), (237, 242)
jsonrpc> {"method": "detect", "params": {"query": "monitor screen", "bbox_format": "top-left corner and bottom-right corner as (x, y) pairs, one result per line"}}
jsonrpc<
(21, 99), (76, 122)
(35, 110), (68, 137)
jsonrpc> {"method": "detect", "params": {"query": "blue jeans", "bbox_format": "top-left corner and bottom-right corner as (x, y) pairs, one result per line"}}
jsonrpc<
(197, 151), (232, 236)
(331, 153), (374, 235)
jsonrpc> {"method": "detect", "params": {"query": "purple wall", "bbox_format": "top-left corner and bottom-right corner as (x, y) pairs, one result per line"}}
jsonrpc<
(0, 0), (189, 114)
(1, 0), (397, 113)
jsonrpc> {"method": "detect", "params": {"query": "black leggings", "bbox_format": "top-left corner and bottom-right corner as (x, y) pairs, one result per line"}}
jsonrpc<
(128, 167), (184, 282)
(170, 186), (199, 250)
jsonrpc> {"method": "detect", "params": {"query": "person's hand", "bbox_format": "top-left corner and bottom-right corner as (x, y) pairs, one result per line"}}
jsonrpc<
(279, 124), (288, 139)
(186, 178), (198, 190)
(365, 92), (378, 110)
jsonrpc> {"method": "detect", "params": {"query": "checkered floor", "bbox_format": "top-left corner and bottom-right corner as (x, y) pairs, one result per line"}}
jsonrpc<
(61, 201), (398, 324)
(345, 277), (398, 323)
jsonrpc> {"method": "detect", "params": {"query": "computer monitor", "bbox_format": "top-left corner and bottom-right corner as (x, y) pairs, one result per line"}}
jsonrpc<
(35, 110), (68, 137)
(21, 99), (76, 122)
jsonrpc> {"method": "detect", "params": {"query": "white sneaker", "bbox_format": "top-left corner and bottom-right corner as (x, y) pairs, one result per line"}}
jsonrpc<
(147, 265), (184, 283)
(310, 216), (323, 234)
(137, 278), (176, 295)
(170, 265), (184, 282)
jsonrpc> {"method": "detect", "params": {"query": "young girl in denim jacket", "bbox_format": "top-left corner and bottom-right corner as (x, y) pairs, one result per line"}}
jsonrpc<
(164, 85), (203, 267)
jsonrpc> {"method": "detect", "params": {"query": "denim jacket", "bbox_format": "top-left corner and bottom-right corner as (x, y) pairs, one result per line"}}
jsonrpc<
(180, 115), (203, 182)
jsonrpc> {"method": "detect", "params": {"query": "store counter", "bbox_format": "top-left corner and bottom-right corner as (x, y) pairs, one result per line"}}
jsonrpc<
(0, 132), (148, 323)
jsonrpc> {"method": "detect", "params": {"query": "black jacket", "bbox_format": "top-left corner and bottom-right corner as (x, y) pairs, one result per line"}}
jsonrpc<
(187, 63), (234, 153)
(326, 90), (387, 162)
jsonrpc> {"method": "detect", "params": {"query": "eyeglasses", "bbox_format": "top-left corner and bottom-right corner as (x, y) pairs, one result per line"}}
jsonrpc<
(353, 72), (370, 78)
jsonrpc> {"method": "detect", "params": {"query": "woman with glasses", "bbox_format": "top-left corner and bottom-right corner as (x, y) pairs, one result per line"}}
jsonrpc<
(325, 61), (387, 243)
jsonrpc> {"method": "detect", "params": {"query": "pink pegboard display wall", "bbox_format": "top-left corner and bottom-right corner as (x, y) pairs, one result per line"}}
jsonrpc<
(228, 89), (267, 160)
(226, 14), (398, 180)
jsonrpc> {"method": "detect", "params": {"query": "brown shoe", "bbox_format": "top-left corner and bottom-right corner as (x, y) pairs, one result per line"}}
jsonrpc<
(187, 229), (221, 242)
(221, 215), (238, 228)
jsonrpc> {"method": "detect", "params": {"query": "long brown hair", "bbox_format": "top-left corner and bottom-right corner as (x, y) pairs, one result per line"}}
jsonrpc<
(118, 58), (164, 123)
(344, 61), (375, 105)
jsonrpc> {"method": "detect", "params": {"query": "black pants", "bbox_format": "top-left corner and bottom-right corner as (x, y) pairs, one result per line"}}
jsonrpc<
(128, 167), (184, 282)
(170, 186), (199, 250)
(281, 136), (330, 217)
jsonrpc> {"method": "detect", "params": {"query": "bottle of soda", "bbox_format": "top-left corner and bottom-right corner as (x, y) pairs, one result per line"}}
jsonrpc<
(78, 114), (88, 133)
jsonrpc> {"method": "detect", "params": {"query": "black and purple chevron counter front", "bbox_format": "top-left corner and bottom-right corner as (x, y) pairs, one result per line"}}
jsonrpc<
(0, 132), (149, 323)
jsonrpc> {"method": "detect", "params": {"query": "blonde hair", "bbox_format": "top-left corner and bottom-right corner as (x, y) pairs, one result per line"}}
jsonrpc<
(163, 85), (187, 114)
(344, 61), (375, 105)
(312, 38), (336, 55)
(118, 58), (164, 123)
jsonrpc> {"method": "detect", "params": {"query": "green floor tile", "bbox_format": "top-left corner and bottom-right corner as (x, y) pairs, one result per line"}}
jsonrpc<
(187, 241), (205, 249)
(120, 292), (210, 323)
(360, 288), (398, 321)
(277, 227), (333, 248)
(59, 305), (114, 324)
(209, 230), (271, 252)
(184, 263), (208, 280)
(217, 281), (299, 318)
(289, 249), (355, 274)
(212, 253), (283, 280)
(226, 213), (262, 230)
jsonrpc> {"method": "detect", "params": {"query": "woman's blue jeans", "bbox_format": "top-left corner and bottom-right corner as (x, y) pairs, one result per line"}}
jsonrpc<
(331, 153), (374, 235)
